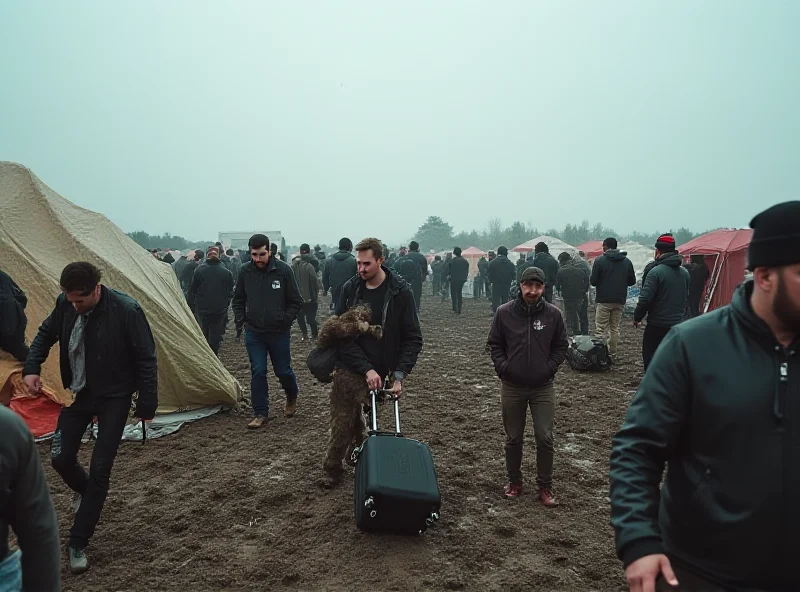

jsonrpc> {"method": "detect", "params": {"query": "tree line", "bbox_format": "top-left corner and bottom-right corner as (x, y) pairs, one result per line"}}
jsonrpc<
(127, 231), (214, 252)
(409, 216), (707, 253)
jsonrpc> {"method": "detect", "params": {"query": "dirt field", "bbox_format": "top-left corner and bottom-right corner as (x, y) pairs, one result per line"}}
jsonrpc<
(43, 291), (645, 592)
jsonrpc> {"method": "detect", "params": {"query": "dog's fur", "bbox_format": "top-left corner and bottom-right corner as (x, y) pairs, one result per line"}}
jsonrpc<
(317, 305), (382, 346)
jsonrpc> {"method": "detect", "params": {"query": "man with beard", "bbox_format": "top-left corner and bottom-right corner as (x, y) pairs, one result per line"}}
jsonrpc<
(610, 202), (800, 592)
(487, 267), (568, 506)
(188, 246), (234, 355)
(633, 235), (690, 370)
(233, 234), (304, 427)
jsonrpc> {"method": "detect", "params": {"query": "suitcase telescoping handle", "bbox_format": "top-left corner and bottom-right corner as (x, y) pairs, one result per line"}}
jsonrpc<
(369, 389), (401, 435)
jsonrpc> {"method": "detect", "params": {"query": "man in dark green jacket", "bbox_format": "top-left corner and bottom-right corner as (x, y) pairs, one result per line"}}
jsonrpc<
(610, 201), (800, 592)
(431, 256), (444, 296)
(633, 235), (690, 369)
(323, 238), (357, 311)
(407, 241), (429, 311)
(448, 247), (470, 314)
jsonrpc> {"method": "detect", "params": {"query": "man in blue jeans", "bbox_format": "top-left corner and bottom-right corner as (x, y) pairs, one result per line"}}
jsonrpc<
(233, 234), (304, 428)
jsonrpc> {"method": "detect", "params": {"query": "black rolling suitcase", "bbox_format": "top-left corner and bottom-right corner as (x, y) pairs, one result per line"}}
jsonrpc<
(353, 390), (441, 534)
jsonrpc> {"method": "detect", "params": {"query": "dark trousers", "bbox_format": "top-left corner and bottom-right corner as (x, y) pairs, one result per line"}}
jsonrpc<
(643, 324), (672, 370)
(451, 280), (465, 313)
(412, 281), (422, 313)
(563, 298), (582, 336)
(245, 329), (298, 417)
(485, 277), (492, 299)
(199, 311), (227, 355)
(50, 391), (130, 549)
(579, 293), (589, 335)
(473, 277), (484, 298)
(0, 319), (28, 362)
(441, 278), (450, 302)
(297, 301), (319, 339)
(655, 561), (734, 591)
(331, 285), (343, 311)
(501, 381), (555, 488)
(491, 283), (510, 312)
(432, 276), (442, 296)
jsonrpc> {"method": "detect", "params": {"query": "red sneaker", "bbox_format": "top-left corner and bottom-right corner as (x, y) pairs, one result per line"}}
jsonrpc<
(503, 483), (522, 499)
(539, 487), (559, 508)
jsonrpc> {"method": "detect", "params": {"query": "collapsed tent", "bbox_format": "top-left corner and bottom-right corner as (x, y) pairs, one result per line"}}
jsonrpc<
(678, 229), (753, 313)
(0, 162), (241, 437)
(512, 236), (579, 259)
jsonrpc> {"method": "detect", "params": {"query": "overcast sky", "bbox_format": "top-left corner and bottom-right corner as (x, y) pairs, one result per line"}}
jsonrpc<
(2, 1), (798, 246)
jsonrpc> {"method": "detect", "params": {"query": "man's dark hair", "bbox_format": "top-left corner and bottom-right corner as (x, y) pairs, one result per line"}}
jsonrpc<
(534, 242), (549, 254)
(434, 255), (441, 261)
(226, 248), (234, 256)
(300, 243), (311, 254)
(249, 234), (270, 250)
(453, 246), (462, 256)
(195, 249), (204, 259)
(497, 246), (508, 256)
(558, 252), (572, 264)
(603, 237), (618, 250)
(60, 262), (102, 295)
(355, 237), (384, 260)
(339, 237), (353, 251)
(409, 241), (420, 252)
(215, 241), (222, 247)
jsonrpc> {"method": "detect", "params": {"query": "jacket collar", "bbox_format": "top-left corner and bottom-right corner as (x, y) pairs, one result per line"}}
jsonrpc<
(730, 280), (797, 349)
(513, 292), (545, 316)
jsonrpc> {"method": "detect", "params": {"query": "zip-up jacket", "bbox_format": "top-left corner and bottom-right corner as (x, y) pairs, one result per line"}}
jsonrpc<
(291, 256), (319, 303)
(487, 295), (568, 388)
(335, 266), (423, 380)
(449, 255), (470, 283)
(323, 250), (357, 293)
(590, 249), (636, 304)
(23, 286), (158, 410)
(187, 258), (234, 315)
(407, 250), (430, 281)
(232, 258), (303, 333)
(556, 260), (590, 300)
(532, 251), (560, 287)
(610, 281), (800, 590)
(633, 251), (690, 327)
(488, 255), (516, 288)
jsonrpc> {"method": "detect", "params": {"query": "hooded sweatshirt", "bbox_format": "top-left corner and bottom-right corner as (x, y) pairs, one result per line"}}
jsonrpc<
(590, 249), (636, 304)
(633, 251), (690, 327)
(323, 250), (358, 293)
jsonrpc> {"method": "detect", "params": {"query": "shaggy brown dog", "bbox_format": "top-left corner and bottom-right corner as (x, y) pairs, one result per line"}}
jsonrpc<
(318, 307), (382, 483)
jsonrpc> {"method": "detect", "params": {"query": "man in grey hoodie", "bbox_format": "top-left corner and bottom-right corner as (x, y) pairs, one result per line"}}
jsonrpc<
(590, 238), (636, 356)
(633, 234), (690, 369)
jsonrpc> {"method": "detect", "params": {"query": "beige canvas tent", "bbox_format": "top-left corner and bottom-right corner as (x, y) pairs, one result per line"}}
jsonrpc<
(0, 162), (240, 428)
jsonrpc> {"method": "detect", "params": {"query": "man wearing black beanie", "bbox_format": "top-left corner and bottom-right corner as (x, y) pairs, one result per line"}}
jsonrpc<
(610, 201), (800, 591)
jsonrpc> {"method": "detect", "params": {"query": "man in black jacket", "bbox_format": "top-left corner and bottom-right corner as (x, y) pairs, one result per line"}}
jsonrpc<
(556, 253), (590, 336)
(233, 234), (304, 427)
(448, 247), (470, 314)
(0, 405), (61, 591)
(532, 242), (560, 303)
(633, 235), (690, 369)
(590, 238), (636, 357)
(323, 237), (358, 311)
(610, 201), (800, 592)
(430, 256), (444, 296)
(0, 269), (29, 361)
(488, 267), (568, 506)
(685, 254), (710, 317)
(407, 241), (429, 312)
(323, 237), (423, 486)
(488, 246), (516, 312)
(23, 262), (158, 574)
(188, 246), (234, 355)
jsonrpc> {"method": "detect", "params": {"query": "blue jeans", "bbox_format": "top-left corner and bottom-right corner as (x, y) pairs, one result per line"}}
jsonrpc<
(245, 329), (298, 417)
(0, 550), (22, 592)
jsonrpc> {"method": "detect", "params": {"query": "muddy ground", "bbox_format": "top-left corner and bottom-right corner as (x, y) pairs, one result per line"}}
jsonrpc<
(42, 291), (645, 591)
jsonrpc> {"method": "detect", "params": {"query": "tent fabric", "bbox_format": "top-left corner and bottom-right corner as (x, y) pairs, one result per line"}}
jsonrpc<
(511, 236), (579, 259)
(0, 162), (241, 422)
(460, 246), (487, 257)
(678, 229), (753, 312)
(618, 241), (655, 283)
(576, 240), (604, 259)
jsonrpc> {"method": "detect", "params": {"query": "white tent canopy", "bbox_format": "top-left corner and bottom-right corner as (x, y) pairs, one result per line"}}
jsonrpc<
(512, 235), (579, 259)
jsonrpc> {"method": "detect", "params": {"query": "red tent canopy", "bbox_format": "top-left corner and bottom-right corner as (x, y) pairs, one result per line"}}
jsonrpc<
(461, 246), (487, 257)
(576, 240), (604, 259)
(678, 229), (753, 313)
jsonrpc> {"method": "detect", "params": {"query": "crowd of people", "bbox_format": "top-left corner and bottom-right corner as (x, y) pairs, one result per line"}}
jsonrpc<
(0, 201), (798, 591)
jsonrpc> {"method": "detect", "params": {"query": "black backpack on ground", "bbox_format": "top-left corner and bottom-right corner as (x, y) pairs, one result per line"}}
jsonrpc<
(566, 336), (612, 371)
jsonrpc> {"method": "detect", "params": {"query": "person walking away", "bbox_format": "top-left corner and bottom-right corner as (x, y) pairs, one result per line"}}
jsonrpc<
(485, 251), (496, 300)
(292, 248), (320, 341)
(440, 252), (453, 303)
(590, 238), (636, 358)
(172, 251), (189, 285)
(188, 246), (234, 355)
(407, 241), (429, 312)
(323, 237), (358, 312)
(449, 247), (470, 314)
(516, 253), (534, 282)
(0, 405), (61, 591)
(394, 249), (423, 312)
(0, 269), (30, 362)
(488, 246), (516, 312)
(22, 262), (158, 574)
(476, 255), (489, 299)
(575, 251), (592, 335)
(180, 249), (204, 295)
(323, 237), (423, 486)
(487, 267), (568, 506)
(225, 248), (241, 281)
(685, 254), (710, 317)
(233, 234), (304, 427)
(430, 256), (444, 296)
(610, 201), (800, 592)
(633, 235), (690, 370)
(532, 243), (560, 304)
(555, 253), (590, 336)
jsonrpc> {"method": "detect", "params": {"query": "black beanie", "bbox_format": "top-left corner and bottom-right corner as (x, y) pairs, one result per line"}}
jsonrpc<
(747, 201), (800, 269)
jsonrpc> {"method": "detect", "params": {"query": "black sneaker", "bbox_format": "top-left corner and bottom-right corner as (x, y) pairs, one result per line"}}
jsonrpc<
(69, 546), (89, 574)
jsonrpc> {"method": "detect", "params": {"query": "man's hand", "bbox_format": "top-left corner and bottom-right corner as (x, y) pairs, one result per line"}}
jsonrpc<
(633, 321), (642, 328)
(625, 554), (677, 592)
(24, 374), (42, 395)
(390, 380), (403, 399)
(365, 370), (382, 391)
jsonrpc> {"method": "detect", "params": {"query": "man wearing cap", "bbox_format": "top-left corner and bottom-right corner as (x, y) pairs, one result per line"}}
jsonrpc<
(487, 266), (568, 506)
(633, 235), (690, 370)
(610, 201), (800, 591)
